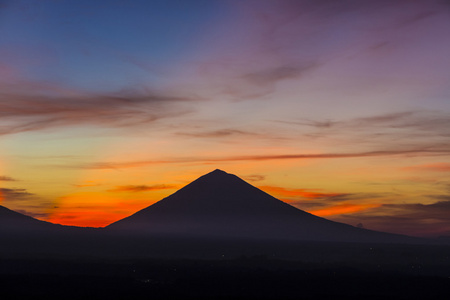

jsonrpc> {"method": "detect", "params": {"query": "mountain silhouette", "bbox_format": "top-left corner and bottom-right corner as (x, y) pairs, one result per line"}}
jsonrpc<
(0, 205), (54, 233)
(107, 169), (416, 243)
(0, 205), (92, 236)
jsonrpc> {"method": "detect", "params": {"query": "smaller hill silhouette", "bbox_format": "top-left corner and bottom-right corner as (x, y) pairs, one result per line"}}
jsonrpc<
(0, 205), (93, 235)
(108, 169), (418, 243)
(0, 205), (54, 233)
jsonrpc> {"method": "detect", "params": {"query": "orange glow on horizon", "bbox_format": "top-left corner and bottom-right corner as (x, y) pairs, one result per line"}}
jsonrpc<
(47, 210), (126, 228)
(309, 203), (381, 217)
(45, 192), (155, 227)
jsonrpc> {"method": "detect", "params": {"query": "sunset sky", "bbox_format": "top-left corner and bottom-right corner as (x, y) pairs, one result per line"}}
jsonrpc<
(1, 0), (449, 237)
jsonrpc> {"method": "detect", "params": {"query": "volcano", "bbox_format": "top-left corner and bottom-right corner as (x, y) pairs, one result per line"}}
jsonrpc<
(107, 169), (416, 243)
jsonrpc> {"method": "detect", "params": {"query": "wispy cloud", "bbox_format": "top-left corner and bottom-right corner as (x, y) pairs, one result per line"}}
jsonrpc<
(0, 175), (16, 181)
(108, 184), (177, 193)
(242, 64), (315, 87)
(0, 187), (33, 199)
(403, 163), (450, 172)
(290, 192), (391, 211)
(0, 81), (200, 135)
(176, 129), (258, 139)
(243, 174), (266, 182)
(73, 183), (101, 188)
(331, 199), (450, 237)
(276, 111), (450, 135)
(258, 185), (345, 200)
(68, 147), (450, 170)
(309, 203), (382, 217)
(273, 111), (450, 154)
(222, 63), (318, 99)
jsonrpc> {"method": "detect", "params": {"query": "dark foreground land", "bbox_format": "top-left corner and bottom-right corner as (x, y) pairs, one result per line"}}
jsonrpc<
(1, 239), (450, 300)
(1, 257), (449, 300)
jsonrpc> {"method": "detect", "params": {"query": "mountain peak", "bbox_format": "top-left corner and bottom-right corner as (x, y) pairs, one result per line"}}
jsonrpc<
(107, 170), (416, 243)
(191, 169), (241, 187)
(203, 169), (230, 178)
(107, 169), (315, 236)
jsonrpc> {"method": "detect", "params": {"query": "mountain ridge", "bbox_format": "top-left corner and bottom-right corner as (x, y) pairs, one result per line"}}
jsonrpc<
(0, 205), (52, 231)
(107, 169), (419, 243)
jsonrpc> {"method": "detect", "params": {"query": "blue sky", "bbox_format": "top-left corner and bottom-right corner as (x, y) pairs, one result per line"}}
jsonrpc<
(0, 0), (227, 91)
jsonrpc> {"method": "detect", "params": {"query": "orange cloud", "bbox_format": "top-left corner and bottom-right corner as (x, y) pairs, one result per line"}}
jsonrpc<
(258, 185), (344, 199)
(74, 183), (101, 188)
(46, 210), (119, 228)
(309, 203), (381, 217)
(0, 176), (16, 181)
(70, 148), (450, 170)
(108, 184), (177, 193)
(403, 162), (450, 172)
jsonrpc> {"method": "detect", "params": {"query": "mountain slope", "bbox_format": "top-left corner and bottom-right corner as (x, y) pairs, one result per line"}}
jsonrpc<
(0, 205), (54, 232)
(107, 169), (417, 243)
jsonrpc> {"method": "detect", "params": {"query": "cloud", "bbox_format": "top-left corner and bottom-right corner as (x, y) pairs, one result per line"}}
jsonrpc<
(353, 112), (450, 137)
(308, 203), (382, 217)
(73, 183), (101, 188)
(198, 0), (450, 102)
(211, 63), (319, 101)
(274, 119), (338, 129)
(384, 200), (450, 219)
(176, 129), (258, 139)
(66, 147), (450, 170)
(289, 192), (390, 211)
(258, 185), (345, 200)
(243, 174), (266, 182)
(0, 187), (33, 199)
(108, 184), (177, 193)
(242, 64), (315, 87)
(352, 111), (418, 126)
(0, 81), (200, 135)
(274, 110), (450, 154)
(278, 110), (450, 134)
(330, 199), (450, 237)
(403, 163), (450, 172)
(429, 195), (450, 201)
(0, 175), (16, 181)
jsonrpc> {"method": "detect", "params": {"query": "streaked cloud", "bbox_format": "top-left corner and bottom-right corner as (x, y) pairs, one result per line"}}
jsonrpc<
(0, 81), (200, 135)
(276, 111), (450, 138)
(176, 129), (257, 139)
(68, 147), (450, 170)
(243, 174), (266, 182)
(0, 187), (33, 199)
(0, 175), (16, 181)
(309, 203), (382, 217)
(403, 163), (450, 172)
(259, 185), (344, 200)
(108, 184), (177, 193)
(291, 192), (392, 211)
(74, 183), (101, 188)
(331, 199), (450, 237)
